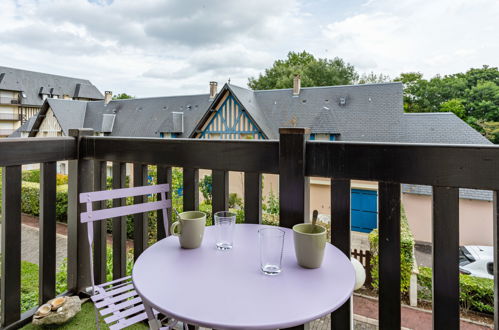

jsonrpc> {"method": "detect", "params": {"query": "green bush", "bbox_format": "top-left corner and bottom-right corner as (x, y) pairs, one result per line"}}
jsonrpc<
(229, 193), (243, 209)
(368, 206), (414, 295)
(56, 174), (69, 185)
(22, 169), (41, 183)
(418, 266), (494, 314)
(20, 182), (68, 222)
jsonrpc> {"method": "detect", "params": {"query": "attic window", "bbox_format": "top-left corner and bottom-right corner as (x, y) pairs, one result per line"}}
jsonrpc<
(21, 92), (27, 98)
(302, 99), (307, 103)
(325, 99), (329, 103)
(339, 97), (346, 106)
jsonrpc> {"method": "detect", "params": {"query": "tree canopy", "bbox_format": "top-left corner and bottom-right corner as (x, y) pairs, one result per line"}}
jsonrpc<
(113, 93), (134, 100)
(394, 66), (499, 142)
(248, 51), (358, 90)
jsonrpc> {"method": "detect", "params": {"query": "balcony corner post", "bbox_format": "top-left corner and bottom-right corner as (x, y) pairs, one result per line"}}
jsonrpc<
(278, 127), (311, 229)
(278, 127), (310, 329)
(67, 128), (94, 294)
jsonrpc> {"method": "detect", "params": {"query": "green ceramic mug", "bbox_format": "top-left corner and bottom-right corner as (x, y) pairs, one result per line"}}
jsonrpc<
(293, 223), (327, 269)
(170, 211), (206, 249)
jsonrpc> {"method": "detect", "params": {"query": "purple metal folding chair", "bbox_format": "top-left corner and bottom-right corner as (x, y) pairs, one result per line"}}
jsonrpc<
(80, 184), (183, 330)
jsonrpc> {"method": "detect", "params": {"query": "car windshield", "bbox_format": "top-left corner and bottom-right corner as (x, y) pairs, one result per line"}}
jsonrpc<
(459, 247), (475, 266)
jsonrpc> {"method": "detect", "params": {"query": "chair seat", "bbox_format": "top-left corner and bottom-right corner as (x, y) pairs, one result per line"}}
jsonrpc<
(91, 276), (151, 330)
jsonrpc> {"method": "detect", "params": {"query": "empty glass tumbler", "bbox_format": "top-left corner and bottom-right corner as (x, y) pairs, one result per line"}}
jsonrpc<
(214, 211), (236, 250)
(259, 227), (285, 275)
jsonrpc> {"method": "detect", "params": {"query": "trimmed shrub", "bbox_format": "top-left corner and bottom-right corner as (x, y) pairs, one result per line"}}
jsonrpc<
(56, 173), (69, 185)
(20, 182), (68, 222)
(368, 206), (414, 295)
(418, 266), (494, 314)
(22, 169), (40, 183)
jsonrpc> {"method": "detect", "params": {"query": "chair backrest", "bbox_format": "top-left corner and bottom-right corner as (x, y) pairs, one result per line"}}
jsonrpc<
(79, 183), (171, 248)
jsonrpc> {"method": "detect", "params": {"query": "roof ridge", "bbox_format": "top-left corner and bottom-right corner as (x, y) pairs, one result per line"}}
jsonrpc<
(252, 81), (402, 93)
(109, 93), (210, 102)
(0, 65), (92, 83)
(404, 112), (454, 116)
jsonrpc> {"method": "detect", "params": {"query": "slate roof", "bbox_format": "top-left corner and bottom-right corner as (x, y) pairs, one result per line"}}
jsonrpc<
(47, 99), (87, 135)
(400, 113), (490, 144)
(92, 94), (211, 137)
(225, 82), (405, 140)
(0, 66), (103, 106)
(8, 115), (37, 137)
(402, 184), (493, 202)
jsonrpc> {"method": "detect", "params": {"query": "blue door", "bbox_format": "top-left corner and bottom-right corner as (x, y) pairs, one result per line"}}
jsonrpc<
(351, 189), (378, 233)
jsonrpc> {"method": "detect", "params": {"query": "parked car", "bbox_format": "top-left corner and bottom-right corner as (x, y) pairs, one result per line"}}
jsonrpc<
(459, 246), (493, 279)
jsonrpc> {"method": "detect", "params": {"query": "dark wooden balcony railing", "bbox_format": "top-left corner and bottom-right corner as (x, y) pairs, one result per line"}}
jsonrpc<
(1, 127), (498, 329)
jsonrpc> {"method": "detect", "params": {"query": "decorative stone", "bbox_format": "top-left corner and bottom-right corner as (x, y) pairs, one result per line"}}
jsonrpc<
(32, 296), (81, 326)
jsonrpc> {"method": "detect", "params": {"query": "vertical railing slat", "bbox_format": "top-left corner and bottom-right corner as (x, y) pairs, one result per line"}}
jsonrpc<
(157, 165), (172, 239)
(39, 162), (57, 304)
(93, 160), (107, 284)
(212, 170), (229, 217)
(244, 172), (262, 224)
(112, 162), (127, 280)
(183, 168), (199, 211)
(432, 186), (459, 329)
(133, 163), (149, 260)
(330, 178), (351, 330)
(1, 165), (22, 327)
(378, 182), (401, 329)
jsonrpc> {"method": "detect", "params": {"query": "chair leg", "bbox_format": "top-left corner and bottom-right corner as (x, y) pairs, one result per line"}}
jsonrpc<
(144, 302), (161, 330)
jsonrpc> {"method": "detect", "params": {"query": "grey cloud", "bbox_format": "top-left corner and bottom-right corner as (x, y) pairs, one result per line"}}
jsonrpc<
(0, 25), (109, 55)
(34, 0), (295, 49)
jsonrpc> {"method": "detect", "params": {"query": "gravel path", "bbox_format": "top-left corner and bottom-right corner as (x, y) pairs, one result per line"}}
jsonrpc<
(0, 222), (68, 270)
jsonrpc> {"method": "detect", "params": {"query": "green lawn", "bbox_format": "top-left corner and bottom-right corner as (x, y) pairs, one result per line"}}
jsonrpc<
(18, 259), (146, 329)
(22, 302), (148, 329)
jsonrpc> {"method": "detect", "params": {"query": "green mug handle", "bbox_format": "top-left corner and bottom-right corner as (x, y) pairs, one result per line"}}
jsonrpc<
(170, 221), (181, 236)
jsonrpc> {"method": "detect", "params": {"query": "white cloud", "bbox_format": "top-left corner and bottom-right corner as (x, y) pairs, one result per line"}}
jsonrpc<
(321, 0), (499, 78)
(0, 0), (497, 97)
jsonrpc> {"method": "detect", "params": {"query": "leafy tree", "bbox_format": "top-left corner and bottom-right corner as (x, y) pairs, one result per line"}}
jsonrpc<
(477, 121), (499, 144)
(113, 93), (134, 100)
(200, 175), (212, 204)
(248, 51), (358, 90)
(357, 71), (391, 84)
(440, 99), (466, 119)
(396, 66), (499, 142)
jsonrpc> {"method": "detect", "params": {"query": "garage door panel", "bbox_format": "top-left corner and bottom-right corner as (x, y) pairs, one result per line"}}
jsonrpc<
(351, 189), (378, 233)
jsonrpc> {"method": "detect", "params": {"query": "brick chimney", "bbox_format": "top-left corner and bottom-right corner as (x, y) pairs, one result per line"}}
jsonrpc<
(293, 75), (301, 96)
(209, 82), (218, 100)
(104, 91), (113, 105)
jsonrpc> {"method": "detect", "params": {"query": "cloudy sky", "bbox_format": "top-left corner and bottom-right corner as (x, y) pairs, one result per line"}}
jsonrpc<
(1, 0), (498, 97)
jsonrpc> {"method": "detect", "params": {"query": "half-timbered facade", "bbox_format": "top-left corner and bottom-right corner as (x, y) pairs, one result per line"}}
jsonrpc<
(195, 92), (263, 140)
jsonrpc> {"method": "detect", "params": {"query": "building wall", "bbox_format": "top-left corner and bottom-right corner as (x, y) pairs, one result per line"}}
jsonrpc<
(0, 90), (20, 136)
(36, 108), (63, 137)
(402, 193), (493, 246)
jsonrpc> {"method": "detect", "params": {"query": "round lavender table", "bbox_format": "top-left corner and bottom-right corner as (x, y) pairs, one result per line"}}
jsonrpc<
(133, 224), (355, 330)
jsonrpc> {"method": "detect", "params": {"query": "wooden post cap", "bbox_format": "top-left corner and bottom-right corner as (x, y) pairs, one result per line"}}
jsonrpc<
(279, 127), (311, 135)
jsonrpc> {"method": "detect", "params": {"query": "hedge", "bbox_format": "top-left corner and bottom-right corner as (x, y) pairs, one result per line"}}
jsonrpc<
(368, 206), (415, 295)
(22, 169), (68, 185)
(20, 181), (68, 222)
(418, 266), (494, 314)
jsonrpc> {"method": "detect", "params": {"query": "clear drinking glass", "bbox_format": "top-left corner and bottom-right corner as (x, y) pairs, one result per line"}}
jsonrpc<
(214, 211), (236, 250)
(259, 227), (285, 275)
